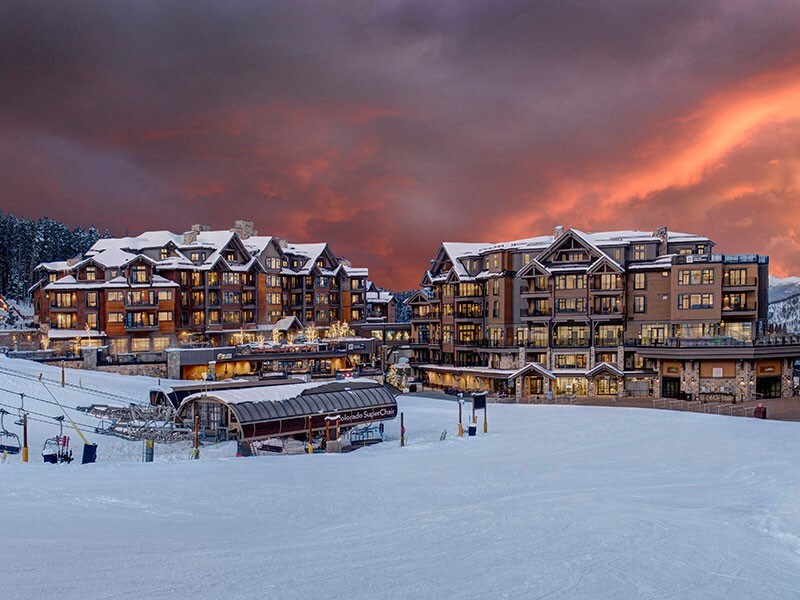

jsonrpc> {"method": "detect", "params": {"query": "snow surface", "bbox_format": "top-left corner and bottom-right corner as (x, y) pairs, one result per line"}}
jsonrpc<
(3, 387), (800, 599)
(0, 356), (188, 463)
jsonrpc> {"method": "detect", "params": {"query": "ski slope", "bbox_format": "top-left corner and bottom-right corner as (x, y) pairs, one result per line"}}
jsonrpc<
(3, 391), (800, 599)
(0, 355), (193, 462)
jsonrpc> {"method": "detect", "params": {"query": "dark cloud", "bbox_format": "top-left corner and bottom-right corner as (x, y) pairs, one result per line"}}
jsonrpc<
(2, 1), (800, 287)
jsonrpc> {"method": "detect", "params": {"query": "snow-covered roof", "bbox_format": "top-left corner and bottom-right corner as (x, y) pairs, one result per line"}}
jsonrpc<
(188, 379), (364, 405)
(343, 265), (369, 277)
(367, 291), (394, 304)
(444, 229), (712, 258)
(243, 235), (274, 255)
(88, 231), (182, 255)
(627, 255), (675, 270)
(37, 260), (72, 272)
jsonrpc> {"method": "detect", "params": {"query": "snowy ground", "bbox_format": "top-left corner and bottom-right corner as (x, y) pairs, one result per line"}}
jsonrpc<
(2, 361), (800, 598)
(0, 355), (202, 462)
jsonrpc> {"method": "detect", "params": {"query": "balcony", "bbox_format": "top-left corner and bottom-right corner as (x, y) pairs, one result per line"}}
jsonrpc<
(722, 304), (757, 313)
(520, 308), (551, 318)
(552, 337), (590, 348)
(50, 304), (77, 311)
(555, 307), (587, 315)
(521, 284), (550, 296)
(124, 320), (159, 331)
(455, 311), (485, 320)
(594, 336), (622, 347)
(722, 277), (758, 288)
(125, 299), (158, 308)
(411, 311), (440, 321)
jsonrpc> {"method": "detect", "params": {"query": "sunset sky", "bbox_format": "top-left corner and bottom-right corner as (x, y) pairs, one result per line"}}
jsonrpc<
(3, 1), (800, 288)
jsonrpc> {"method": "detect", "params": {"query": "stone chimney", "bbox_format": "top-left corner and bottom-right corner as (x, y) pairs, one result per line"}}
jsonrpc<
(554, 225), (565, 239)
(230, 219), (257, 240)
(338, 256), (352, 267)
(275, 238), (288, 249)
(184, 223), (210, 245)
(653, 226), (668, 254)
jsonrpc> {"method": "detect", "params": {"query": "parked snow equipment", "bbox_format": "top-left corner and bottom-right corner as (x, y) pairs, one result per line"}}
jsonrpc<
(42, 416), (73, 464)
(0, 409), (21, 455)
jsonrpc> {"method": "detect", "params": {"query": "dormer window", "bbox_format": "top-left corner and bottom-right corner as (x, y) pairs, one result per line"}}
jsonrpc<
(633, 245), (647, 261)
(130, 265), (149, 284)
(190, 252), (203, 263)
(49, 273), (57, 283)
(85, 266), (97, 281)
(225, 251), (236, 263)
(160, 247), (169, 260)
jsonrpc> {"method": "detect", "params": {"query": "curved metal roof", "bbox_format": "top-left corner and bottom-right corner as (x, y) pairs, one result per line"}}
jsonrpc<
(179, 380), (397, 425)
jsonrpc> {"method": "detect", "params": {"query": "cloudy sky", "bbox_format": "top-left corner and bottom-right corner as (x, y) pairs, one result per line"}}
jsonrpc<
(3, 1), (800, 288)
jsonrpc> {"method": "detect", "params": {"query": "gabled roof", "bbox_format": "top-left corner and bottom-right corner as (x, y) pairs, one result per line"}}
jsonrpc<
(515, 258), (551, 278)
(587, 254), (624, 274)
(428, 242), (486, 281)
(79, 247), (148, 269)
(87, 231), (182, 255)
(538, 228), (608, 265)
(404, 290), (433, 305)
(586, 362), (624, 378)
(243, 235), (275, 255)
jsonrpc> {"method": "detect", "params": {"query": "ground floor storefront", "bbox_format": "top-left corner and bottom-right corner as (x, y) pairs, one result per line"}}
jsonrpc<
(654, 357), (796, 402)
(419, 363), (656, 399)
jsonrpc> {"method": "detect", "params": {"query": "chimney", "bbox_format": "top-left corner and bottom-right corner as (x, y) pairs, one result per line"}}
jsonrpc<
(554, 225), (565, 239)
(653, 226), (668, 254)
(183, 231), (197, 245)
(231, 219), (256, 240)
(190, 223), (211, 233)
(338, 256), (352, 267)
(276, 238), (288, 249)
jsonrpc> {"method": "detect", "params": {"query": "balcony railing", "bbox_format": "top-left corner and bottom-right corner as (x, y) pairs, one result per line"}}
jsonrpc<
(520, 308), (551, 317)
(722, 304), (757, 312)
(456, 311), (485, 319)
(555, 306), (587, 314)
(125, 320), (159, 330)
(552, 337), (590, 347)
(722, 277), (758, 287)
(594, 336), (622, 347)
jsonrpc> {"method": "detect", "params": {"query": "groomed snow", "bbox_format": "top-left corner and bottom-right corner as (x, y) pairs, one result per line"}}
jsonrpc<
(3, 390), (800, 599)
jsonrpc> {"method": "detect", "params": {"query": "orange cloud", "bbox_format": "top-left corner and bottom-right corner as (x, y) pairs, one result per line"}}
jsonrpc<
(496, 61), (800, 240)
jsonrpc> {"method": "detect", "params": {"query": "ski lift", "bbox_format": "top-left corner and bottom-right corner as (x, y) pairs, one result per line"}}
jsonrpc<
(42, 416), (73, 464)
(0, 409), (21, 455)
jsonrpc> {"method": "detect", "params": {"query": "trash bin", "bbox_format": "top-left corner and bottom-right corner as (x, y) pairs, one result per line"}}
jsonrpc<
(468, 423), (477, 437)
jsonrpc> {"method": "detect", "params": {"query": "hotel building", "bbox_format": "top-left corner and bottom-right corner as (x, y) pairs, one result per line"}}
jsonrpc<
(409, 226), (798, 401)
(31, 221), (393, 355)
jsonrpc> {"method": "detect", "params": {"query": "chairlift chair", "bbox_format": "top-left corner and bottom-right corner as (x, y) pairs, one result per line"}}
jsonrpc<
(42, 416), (73, 464)
(0, 409), (21, 455)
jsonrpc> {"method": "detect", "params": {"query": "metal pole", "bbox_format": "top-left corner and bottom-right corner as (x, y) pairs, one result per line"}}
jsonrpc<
(400, 412), (405, 447)
(22, 413), (28, 463)
(193, 414), (200, 459)
(307, 416), (314, 454)
(61, 360), (65, 387)
(484, 404), (488, 433)
(458, 400), (463, 437)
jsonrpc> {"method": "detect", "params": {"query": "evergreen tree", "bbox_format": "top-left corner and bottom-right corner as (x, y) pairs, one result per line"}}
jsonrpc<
(0, 212), (109, 302)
